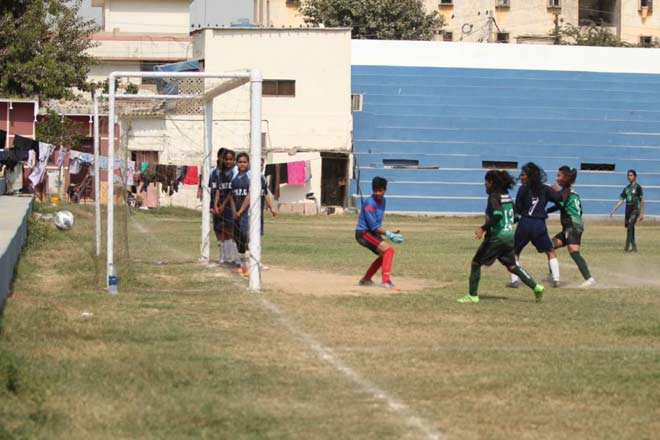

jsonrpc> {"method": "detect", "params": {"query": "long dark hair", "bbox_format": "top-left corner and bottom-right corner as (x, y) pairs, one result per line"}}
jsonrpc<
(558, 166), (577, 185)
(216, 148), (226, 169)
(521, 162), (546, 196)
(485, 170), (515, 193)
(221, 149), (235, 172)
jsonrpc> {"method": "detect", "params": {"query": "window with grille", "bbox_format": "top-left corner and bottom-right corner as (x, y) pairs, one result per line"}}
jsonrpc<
(497, 32), (510, 43)
(443, 31), (453, 41)
(548, 0), (561, 8)
(263, 80), (295, 97)
(351, 94), (363, 112)
(483, 160), (517, 170)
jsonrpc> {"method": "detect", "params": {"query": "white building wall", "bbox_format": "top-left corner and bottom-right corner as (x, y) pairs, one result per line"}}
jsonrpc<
(188, 28), (352, 209)
(196, 28), (352, 153)
(620, 0), (660, 43)
(102, 0), (190, 33)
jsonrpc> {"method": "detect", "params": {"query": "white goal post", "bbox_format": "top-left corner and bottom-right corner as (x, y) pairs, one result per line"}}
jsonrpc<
(94, 69), (263, 293)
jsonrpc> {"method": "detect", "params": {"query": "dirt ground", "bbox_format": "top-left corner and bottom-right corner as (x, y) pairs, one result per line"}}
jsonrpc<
(262, 266), (445, 296)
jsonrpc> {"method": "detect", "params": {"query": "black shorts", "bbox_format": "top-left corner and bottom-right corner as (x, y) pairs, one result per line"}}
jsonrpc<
(553, 227), (583, 247)
(355, 230), (382, 255)
(472, 238), (517, 267)
(514, 217), (554, 254)
(625, 206), (640, 228)
(213, 214), (233, 233)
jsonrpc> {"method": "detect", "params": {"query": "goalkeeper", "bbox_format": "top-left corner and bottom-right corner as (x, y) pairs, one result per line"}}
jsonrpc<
(355, 176), (404, 290)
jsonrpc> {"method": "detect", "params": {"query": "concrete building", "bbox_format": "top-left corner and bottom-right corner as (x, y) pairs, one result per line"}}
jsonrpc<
(248, 1), (660, 46)
(88, 0), (192, 84)
(191, 27), (353, 210)
(78, 1), (353, 211)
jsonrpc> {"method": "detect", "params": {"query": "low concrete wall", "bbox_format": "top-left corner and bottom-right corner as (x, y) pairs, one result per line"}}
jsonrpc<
(0, 196), (33, 312)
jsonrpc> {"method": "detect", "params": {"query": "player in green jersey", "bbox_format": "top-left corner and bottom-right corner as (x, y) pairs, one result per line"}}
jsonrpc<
(548, 166), (596, 288)
(458, 170), (545, 304)
(609, 169), (644, 252)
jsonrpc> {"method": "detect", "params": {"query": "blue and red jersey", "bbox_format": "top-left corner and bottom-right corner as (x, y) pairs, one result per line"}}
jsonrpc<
(356, 195), (386, 232)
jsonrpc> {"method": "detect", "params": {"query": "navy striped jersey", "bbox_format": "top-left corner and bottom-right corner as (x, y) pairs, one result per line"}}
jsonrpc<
(218, 166), (238, 203)
(515, 184), (562, 220)
(356, 195), (386, 232)
(230, 172), (267, 216)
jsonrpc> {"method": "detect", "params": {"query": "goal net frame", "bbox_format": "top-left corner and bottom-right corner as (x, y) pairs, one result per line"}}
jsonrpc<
(93, 69), (263, 293)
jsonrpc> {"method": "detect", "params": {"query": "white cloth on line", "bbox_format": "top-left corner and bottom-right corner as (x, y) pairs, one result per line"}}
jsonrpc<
(28, 142), (56, 187)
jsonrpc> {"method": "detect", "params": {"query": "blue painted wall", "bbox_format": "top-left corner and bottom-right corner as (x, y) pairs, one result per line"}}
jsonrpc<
(351, 65), (660, 214)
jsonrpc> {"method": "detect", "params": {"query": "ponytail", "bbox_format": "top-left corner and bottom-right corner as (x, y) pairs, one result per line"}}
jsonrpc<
(558, 166), (577, 185)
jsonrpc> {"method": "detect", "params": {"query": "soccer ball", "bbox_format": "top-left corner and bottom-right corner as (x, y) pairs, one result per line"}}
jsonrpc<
(54, 210), (74, 231)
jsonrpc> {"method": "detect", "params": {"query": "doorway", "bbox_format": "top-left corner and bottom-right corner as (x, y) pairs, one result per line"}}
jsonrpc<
(321, 152), (349, 206)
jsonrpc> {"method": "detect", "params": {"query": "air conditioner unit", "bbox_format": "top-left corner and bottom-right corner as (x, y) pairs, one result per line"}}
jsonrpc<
(497, 0), (510, 7)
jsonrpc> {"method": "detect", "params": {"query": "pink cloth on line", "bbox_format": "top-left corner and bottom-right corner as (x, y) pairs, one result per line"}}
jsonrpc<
(287, 161), (305, 185)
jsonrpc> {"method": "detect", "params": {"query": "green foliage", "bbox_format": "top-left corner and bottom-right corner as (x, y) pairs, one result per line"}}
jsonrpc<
(551, 23), (632, 47)
(300, 0), (443, 40)
(0, 0), (98, 100)
(36, 109), (85, 148)
(124, 82), (139, 95)
(25, 216), (53, 250)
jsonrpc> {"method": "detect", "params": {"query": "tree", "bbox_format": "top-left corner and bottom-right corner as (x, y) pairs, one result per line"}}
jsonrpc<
(551, 23), (632, 47)
(36, 109), (85, 148)
(300, 0), (443, 41)
(0, 0), (98, 100)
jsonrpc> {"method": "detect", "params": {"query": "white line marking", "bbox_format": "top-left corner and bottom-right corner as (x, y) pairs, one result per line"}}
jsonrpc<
(257, 296), (444, 440)
(130, 216), (442, 437)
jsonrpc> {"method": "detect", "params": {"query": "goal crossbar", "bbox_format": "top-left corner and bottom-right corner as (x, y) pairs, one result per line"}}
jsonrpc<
(96, 69), (263, 294)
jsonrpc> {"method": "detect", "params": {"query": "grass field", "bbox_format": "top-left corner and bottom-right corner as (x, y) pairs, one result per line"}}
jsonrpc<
(1, 203), (659, 439)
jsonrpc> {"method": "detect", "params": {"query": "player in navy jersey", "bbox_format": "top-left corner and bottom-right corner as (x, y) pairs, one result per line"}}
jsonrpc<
(458, 170), (544, 304)
(229, 153), (272, 277)
(355, 177), (404, 290)
(209, 148), (225, 264)
(213, 149), (239, 266)
(508, 163), (563, 288)
(610, 169), (644, 252)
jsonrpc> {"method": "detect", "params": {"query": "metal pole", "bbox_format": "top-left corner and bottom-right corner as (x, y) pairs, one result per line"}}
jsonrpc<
(93, 92), (101, 257)
(107, 74), (118, 294)
(248, 69), (263, 291)
(201, 101), (212, 261)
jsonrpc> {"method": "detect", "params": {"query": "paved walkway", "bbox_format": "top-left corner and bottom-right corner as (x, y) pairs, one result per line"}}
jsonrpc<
(0, 195), (33, 311)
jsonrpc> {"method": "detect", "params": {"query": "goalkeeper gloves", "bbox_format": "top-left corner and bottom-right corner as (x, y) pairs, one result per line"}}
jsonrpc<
(385, 230), (405, 243)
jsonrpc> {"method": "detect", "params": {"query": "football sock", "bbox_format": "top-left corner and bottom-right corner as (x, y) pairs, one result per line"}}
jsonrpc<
(510, 258), (519, 283)
(469, 264), (481, 296)
(569, 251), (592, 280)
(229, 240), (239, 262)
(549, 257), (560, 281)
(381, 247), (394, 283)
(222, 240), (230, 261)
(217, 242), (223, 261)
(626, 226), (633, 249)
(510, 266), (537, 290)
(364, 256), (383, 281)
